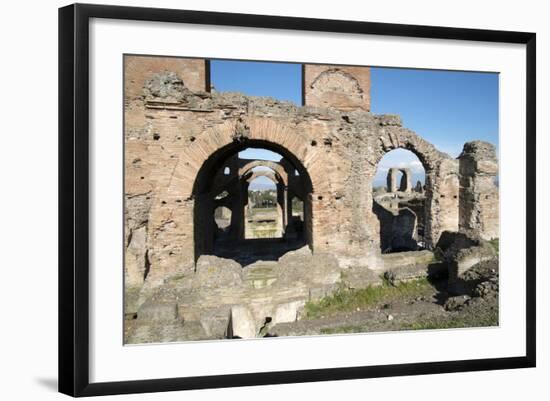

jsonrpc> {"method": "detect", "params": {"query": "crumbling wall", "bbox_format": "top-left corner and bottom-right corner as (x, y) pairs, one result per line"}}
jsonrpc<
(367, 121), (459, 249)
(398, 168), (412, 192)
(435, 231), (497, 294)
(387, 168), (398, 192)
(386, 167), (412, 193)
(303, 64), (371, 112)
(458, 141), (499, 240)
(124, 56), (486, 295)
(125, 55), (208, 102)
(373, 202), (418, 252)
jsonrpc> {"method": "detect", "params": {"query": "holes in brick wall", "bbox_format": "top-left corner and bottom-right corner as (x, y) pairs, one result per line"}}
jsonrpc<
(143, 250), (151, 280)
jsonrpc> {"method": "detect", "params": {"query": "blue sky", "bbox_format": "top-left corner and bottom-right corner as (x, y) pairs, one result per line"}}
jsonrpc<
(210, 60), (499, 188)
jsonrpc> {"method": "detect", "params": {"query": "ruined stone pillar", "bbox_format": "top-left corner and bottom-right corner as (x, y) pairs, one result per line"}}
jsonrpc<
(230, 180), (247, 240)
(283, 186), (292, 235)
(458, 141), (499, 240)
(195, 193), (215, 255)
(386, 168), (398, 192)
(276, 183), (284, 237)
(285, 190), (296, 239)
(228, 188), (240, 241)
(399, 168), (412, 192)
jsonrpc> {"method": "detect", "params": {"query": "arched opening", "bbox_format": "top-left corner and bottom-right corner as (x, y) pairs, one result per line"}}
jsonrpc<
(193, 140), (313, 266)
(245, 169), (283, 239)
(373, 149), (427, 253)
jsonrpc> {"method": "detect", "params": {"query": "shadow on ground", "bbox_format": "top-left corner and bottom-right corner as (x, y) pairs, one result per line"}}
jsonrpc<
(212, 238), (306, 266)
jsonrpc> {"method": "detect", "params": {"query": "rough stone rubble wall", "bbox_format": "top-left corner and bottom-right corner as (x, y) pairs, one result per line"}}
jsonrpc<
(124, 56), (497, 295)
(303, 64), (371, 112)
(458, 141), (499, 240)
(125, 55), (208, 101)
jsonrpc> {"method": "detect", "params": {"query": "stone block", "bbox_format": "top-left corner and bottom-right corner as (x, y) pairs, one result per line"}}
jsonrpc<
(195, 255), (243, 289)
(273, 300), (305, 324)
(199, 306), (232, 338)
(137, 302), (179, 322)
(439, 231), (498, 293)
(228, 305), (258, 339)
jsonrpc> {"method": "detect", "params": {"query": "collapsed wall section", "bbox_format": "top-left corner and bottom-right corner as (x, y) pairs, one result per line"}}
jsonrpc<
(123, 55), (496, 296)
(458, 141), (499, 240)
(303, 64), (371, 112)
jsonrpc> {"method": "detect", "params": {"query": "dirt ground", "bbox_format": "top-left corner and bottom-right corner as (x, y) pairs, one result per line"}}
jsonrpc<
(267, 259), (499, 337)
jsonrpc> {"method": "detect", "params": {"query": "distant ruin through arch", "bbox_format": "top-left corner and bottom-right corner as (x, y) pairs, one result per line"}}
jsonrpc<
(373, 149), (428, 253)
(192, 140), (314, 265)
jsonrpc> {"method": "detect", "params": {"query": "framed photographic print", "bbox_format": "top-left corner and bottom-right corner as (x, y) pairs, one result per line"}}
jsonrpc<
(58, 3), (536, 397)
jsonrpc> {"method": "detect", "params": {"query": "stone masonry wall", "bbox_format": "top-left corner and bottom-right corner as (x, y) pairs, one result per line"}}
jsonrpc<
(125, 55), (208, 101)
(458, 141), (499, 240)
(124, 56), (494, 296)
(303, 64), (371, 112)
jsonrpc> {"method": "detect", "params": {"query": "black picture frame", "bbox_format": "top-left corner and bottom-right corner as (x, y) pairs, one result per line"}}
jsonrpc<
(58, 3), (536, 397)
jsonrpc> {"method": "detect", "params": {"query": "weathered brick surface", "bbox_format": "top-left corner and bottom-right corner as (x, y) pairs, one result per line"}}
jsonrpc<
(303, 64), (371, 111)
(124, 56), (496, 296)
(458, 141), (499, 240)
(125, 55), (208, 102)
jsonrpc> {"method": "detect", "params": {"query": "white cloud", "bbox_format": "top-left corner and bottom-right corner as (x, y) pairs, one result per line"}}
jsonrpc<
(374, 149), (426, 186)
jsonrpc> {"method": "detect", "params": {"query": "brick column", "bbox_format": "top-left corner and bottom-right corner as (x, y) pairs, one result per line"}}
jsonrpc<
(458, 141), (499, 240)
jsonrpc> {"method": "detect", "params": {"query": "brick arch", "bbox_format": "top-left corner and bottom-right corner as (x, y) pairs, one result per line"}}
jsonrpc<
(163, 117), (329, 201)
(211, 165), (284, 197)
(178, 117), (319, 260)
(244, 170), (282, 185)
(373, 127), (451, 173)
(239, 160), (288, 186)
(386, 167), (414, 193)
(370, 126), (458, 248)
(310, 69), (363, 95)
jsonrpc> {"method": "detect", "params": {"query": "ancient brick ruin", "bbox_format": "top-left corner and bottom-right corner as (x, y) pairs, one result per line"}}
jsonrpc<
(124, 55), (499, 342)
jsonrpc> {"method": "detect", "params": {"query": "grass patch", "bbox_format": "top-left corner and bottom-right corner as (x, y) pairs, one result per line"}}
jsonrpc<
(304, 278), (433, 320)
